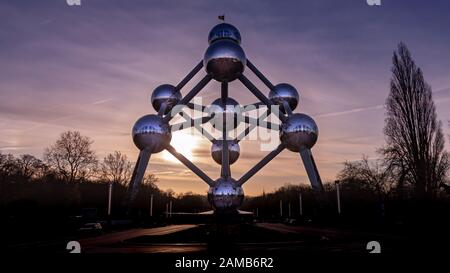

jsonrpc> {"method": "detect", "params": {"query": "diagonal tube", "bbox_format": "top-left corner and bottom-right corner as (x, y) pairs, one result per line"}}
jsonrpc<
(237, 109), (272, 142)
(239, 75), (286, 123)
(175, 60), (203, 91)
(178, 111), (215, 142)
(164, 74), (212, 123)
(166, 145), (214, 186)
(243, 116), (280, 131)
(246, 59), (275, 90)
(170, 114), (213, 132)
(238, 74), (272, 108)
(238, 144), (285, 186)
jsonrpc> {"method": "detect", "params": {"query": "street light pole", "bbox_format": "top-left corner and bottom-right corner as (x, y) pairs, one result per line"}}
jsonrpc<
(299, 192), (303, 216)
(107, 182), (113, 216)
(280, 200), (283, 217)
(149, 194), (154, 217)
(335, 180), (341, 215)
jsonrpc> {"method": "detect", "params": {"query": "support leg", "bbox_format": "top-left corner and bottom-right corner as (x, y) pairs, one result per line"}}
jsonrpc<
(124, 149), (151, 208)
(299, 149), (324, 194)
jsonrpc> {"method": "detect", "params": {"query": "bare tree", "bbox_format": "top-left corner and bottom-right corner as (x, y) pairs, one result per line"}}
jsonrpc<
(143, 173), (159, 187)
(15, 154), (46, 179)
(44, 131), (97, 183)
(381, 43), (449, 198)
(101, 151), (132, 185)
(338, 156), (394, 199)
(0, 153), (17, 178)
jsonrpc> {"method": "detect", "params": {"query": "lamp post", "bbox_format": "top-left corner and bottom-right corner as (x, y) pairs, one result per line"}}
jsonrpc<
(149, 194), (153, 217)
(107, 182), (113, 216)
(335, 180), (341, 215)
(288, 202), (291, 218)
(280, 200), (283, 218)
(299, 192), (303, 216)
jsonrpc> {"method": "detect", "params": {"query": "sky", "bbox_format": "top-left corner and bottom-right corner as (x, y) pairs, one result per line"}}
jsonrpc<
(1, 0), (450, 195)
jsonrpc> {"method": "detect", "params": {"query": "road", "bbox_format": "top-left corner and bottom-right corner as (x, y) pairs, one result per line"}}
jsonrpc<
(6, 224), (198, 253)
(256, 223), (401, 240)
(83, 223), (377, 254)
(80, 224), (198, 251)
(7, 223), (402, 254)
(256, 223), (354, 238)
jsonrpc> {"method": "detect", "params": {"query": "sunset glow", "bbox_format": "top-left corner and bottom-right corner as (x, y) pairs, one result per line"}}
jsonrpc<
(162, 132), (199, 163)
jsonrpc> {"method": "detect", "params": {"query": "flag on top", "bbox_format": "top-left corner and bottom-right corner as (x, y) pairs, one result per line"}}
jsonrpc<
(218, 14), (225, 21)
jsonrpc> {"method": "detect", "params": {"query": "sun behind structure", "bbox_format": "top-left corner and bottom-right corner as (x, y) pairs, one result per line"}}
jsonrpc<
(162, 131), (199, 163)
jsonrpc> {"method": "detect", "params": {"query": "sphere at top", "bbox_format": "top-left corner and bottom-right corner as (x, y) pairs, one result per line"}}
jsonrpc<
(211, 140), (240, 165)
(132, 114), (171, 153)
(280, 113), (318, 152)
(151, 84), (182, 115)
(269, 83), (299, 113)
(208, 97), (242, 131)
(208, 177), (244, 212)
(204, 40), (246, 82)
(208, 23), (242, 44)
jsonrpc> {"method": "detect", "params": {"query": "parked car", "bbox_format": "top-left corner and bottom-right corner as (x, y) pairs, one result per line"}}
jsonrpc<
(78, 222), (103, 233)
(285, 218), (297, 225)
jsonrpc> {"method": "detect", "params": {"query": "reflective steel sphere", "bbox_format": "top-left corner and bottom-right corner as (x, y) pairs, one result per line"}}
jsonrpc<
(269, 83), (299, 113)
(204, 40), (246, 82)
(208, 97), (242, 131)
(151, 84), (182, 114)
(208, 177), (244, 212)
(211, 140), (240, 165)
(208, 23), (241, 44)
(280, 113), (318, 152)
(132, 115), (171, 153)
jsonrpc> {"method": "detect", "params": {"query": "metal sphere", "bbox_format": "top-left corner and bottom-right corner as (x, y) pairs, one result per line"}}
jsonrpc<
(208, 97), (242, 131)
(269, 83), (299, 113)
(208, 177), (244, 212)
(203, 40), (246, 82)
(211, 140), (240, 165)
(150, 84), (181, 114)
(132, 114), (171, 153)
(280, 113), (318, 152)
(208, 23), (241, 44)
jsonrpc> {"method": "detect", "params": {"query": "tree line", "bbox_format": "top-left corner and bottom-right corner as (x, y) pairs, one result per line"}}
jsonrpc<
(0, 131), (209, 218)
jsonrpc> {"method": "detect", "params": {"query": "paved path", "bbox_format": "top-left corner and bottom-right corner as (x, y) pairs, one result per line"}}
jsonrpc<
(80, 224), (198, 249)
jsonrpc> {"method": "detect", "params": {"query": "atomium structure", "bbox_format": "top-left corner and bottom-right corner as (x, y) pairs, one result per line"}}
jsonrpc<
(125, 23), (325, 214)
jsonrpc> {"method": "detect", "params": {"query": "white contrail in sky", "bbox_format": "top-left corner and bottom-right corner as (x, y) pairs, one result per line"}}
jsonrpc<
(314, 86), (450, 119)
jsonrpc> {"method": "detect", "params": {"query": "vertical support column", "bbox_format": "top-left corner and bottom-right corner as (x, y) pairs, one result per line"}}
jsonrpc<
(221, 82), (228, 102)
(221, 82), (231, 178)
